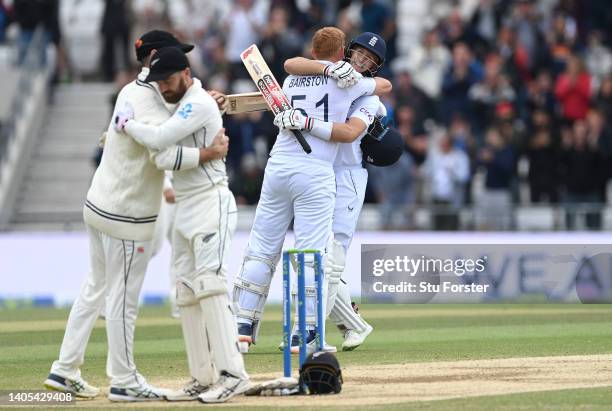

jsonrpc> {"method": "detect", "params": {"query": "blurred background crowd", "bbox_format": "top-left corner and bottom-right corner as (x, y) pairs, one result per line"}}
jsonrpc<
(2, 0), (612, 231)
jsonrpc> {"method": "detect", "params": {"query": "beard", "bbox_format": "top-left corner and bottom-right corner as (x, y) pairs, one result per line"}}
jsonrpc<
(163, 77), (188, 104)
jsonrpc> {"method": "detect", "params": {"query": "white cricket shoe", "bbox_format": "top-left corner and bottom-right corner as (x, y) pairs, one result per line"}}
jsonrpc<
(342, 323), (373, 351)
(165, 378), (212, 401)
(197, 371), (250, 403)
(108, 382), (169, 402)
(44, 373), (100, 398)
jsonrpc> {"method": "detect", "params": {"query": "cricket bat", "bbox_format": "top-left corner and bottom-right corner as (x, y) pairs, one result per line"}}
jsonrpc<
(225, 92), (269, 114)
(240, 44), (312, 154)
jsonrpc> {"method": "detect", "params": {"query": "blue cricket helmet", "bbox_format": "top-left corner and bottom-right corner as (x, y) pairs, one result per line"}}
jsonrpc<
(346, 32), (386, 76)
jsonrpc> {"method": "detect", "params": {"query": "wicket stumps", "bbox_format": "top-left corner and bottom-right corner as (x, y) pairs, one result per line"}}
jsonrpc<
(282, 249), (324, 378)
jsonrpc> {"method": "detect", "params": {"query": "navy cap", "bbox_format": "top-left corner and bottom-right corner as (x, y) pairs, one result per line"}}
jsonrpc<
(135, 30), (194, 62)
(145, 47), (190, 82)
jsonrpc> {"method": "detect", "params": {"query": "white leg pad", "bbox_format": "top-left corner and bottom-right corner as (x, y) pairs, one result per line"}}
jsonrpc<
(291, 285), (318, 326)
(199, 293), (248, 379)
(176, 282), (216, 386)
(232, 256), (274, 343)
(330, 280), (368, 333)
(326, 238), (345, 317)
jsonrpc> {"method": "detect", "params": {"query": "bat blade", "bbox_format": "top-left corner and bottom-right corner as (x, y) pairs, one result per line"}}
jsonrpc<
(225, 92), (269, 114)
(240, 44), (312, 154)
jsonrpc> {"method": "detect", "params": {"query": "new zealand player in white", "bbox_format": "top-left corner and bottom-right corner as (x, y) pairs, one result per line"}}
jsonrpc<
(43, 31), (228, 402)
(117, 47), (249, 404)
(281, 32), (393, 351)
(233, 27), (392, 354)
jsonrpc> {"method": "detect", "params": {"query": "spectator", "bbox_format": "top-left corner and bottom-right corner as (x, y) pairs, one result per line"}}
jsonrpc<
(476, 127), (516, 230)
(392, 68), (436, 125)
(100, 0), (131, 81)
(584, 30), (612, 83)
(440, 8), (487, 57)
(509, 0), (543, 71)
(368, 151), (414, 230)
(423, 132), (470, 231)
(395, 105), (427, 166)
(448, 115), (474, 154)
(131, 0), (168, 37)
(398, 26), (450, 100)
(587, 108), (612, 157)
(224, 0), (267, 82)
(546, 10), (577, 75)
(493, 24), (530, 88)
(468, 53), (516, 138)
(554, 55), (593, 124)
(13, 0), (57, 65)
(360, 0), (396, 63)
(559, 120), (604, 230)
(0, 1), (12, 43)
(167, 1), (221, 44)
(440, 42), (484, 124)
(525, 110), (559, 203)
(470, 0), (507, 46)
(525, 69), (557, 120)
(594, 73), (612, 123)
(586, 108), (612, 201)
(259, 7), (303, 82)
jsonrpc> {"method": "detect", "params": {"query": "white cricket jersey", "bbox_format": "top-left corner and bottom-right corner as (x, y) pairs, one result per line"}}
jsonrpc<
(83, 68), (202, 241)
(270, 62), (376, 163)
(334, 95), (381, 167)
(124, 78), (227, 201)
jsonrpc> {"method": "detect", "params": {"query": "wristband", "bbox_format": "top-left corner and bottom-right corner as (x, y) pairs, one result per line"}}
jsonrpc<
(308, 118), (333, 141)
(323, 64), (332, 78)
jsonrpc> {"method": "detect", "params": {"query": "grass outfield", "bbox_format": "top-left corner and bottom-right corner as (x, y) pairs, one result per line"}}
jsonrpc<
(1, 304), (612, 409)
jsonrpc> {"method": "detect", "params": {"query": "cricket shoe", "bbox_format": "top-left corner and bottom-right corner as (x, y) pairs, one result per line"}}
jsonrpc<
(237, 323), (253, 353)
(165, 378), (212, 401)
(108, 382), (169, 402)
(44, 373), (100, 398)
(342, 323), (373, 351)
(277, 330), (337, 354)
(197, 371), (250, 403)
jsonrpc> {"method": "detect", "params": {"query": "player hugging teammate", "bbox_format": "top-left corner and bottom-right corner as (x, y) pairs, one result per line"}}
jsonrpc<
(234, 27), (401, 354)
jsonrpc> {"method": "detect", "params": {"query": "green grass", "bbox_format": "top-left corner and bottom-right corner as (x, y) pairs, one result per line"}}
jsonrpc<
(1, 304), (611, 409)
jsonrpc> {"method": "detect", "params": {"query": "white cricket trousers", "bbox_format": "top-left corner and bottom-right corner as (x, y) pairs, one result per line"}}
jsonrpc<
(50, 224), (151, 388)
(332, 166), (368, 250)
(238, 154), (336, 325)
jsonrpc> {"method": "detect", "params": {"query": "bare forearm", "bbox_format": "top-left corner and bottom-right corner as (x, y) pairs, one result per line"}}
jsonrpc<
(331, 121), (367, 143)
(373, 77), (392, 95)
(284, 57), (327, 76)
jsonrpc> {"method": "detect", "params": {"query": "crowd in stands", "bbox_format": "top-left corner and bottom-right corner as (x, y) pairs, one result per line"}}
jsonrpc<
(2, 0), (612, 230)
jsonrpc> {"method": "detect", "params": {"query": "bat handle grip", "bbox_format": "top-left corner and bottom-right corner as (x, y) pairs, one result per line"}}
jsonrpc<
(292, 130), (312, 154)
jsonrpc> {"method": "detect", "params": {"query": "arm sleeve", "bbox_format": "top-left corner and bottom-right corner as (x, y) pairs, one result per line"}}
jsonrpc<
(349, 98), (379, 127)
(125, 100), (211, 150)
(149, 146), (200, 171)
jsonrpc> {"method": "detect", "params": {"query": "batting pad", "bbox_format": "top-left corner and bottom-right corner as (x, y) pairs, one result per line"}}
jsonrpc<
(330, 281), (368, 333)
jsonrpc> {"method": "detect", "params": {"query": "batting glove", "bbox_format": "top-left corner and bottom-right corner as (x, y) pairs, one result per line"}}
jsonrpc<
(273, 109), (313, 131)
(114, 102), (134, 132)
(324, 61), (362, 88)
